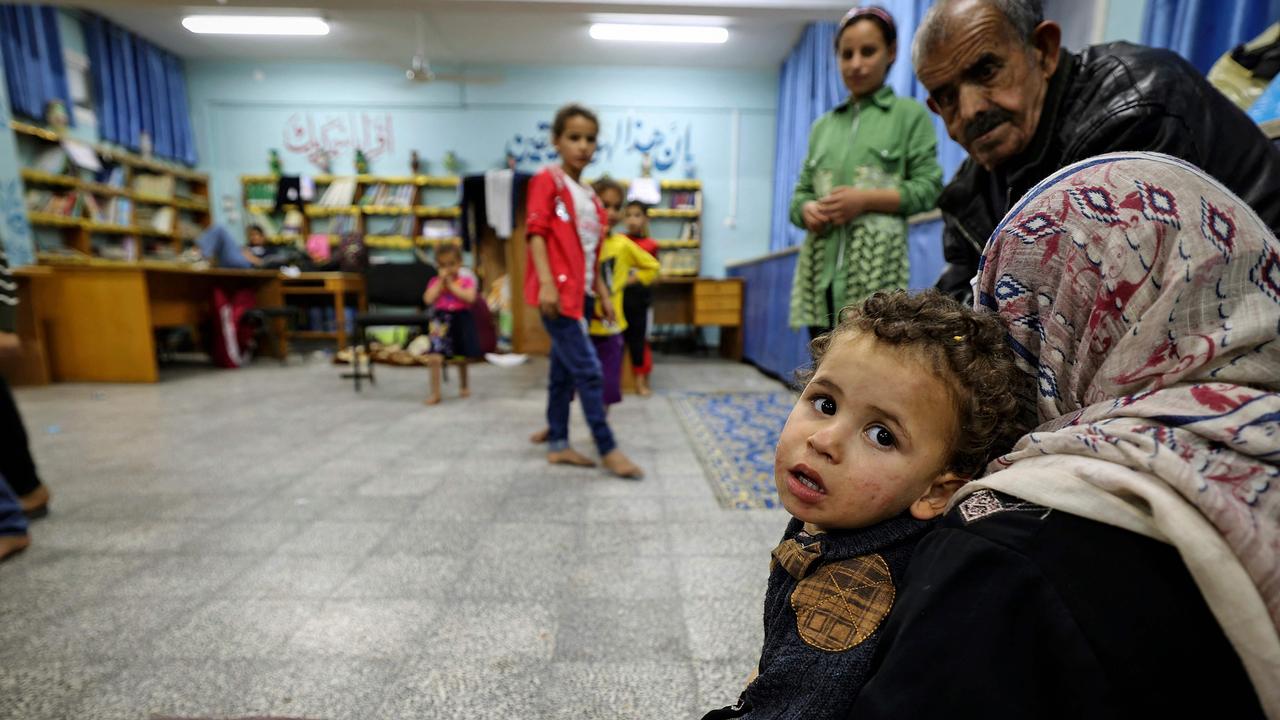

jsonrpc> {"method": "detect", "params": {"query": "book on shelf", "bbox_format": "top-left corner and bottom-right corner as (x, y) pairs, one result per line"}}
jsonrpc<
(25, 189), (82, 217)
(358, 182), (415, 207)
(421, 219), (456, 239)
(659, 248), (701, 276)
(133, 173), (175, 199)
(317, 177), (357, 207)
(94, 165), (126, 189)
(679, 220), (700, 241)
(669, 190), (702, 211)
(149, 207), (175, 233)
(245, 180), (276, 207)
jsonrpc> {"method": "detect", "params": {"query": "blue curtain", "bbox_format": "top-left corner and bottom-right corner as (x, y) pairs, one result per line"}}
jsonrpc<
(1142, 0), (1280, 74)
(83, 15), (197, 165)
(729, 252), (811, 381)
(0, 5), (73, 125)
(769, 2), (967, 252)
(769, 23), (844, 253)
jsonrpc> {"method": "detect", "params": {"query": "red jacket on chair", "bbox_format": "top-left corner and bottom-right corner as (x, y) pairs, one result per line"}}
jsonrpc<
(523, 165), (608, 321)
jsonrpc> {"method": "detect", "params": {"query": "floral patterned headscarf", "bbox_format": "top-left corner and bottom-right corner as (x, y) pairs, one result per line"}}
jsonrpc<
(969, 152), (1280, 715)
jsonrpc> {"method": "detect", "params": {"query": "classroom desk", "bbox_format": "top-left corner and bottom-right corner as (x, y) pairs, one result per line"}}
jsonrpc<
(650, 276), (745, 360)
(30, 260), (284, 383)
(0, 266), (55, 386)
(281, 272), (367, 351)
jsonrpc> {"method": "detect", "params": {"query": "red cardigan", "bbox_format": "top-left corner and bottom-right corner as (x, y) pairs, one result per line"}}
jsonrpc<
(523, 165), (608, 321)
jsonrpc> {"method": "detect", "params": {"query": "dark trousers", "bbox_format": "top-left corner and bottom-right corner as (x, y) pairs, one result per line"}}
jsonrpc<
(542, 314), (616, 456)
(0, 377), (40, 497)
(622, 285), (650, 369)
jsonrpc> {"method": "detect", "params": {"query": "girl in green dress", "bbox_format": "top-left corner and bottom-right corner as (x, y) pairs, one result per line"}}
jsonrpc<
(789, 6), (943, 339)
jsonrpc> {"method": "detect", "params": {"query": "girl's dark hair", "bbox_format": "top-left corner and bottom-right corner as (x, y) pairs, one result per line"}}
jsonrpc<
(552, 103), (599, 139)
(835, 6), (897, 51)
(247, 224), (265, 235)
(592, 177), (624, 200)
(434, 243), (462, 262)
(798, 289), (1033, 478)
(625, 200), (648, 212)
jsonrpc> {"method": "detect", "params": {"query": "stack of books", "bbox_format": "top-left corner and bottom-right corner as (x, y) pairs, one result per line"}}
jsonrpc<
(132, 174), (175, 199)
(359, 183), (415, 207)
(669, 190), (702, 211)
(26, 189), (82, 217)
(421, 219), (457, 239)
(316, 178), (358, 207)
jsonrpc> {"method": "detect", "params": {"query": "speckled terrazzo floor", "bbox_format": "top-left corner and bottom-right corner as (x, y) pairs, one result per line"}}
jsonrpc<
(0, 353), (790, 719)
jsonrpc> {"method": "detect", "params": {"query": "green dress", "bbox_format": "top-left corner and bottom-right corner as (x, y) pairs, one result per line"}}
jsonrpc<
(788, 85), (942, 329)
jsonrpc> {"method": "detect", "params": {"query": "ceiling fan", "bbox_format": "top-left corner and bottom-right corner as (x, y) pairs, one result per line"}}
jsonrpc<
(403, 13), (501, 85)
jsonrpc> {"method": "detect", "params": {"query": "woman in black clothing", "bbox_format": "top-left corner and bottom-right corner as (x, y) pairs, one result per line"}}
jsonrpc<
(850, 155), (1276, 718)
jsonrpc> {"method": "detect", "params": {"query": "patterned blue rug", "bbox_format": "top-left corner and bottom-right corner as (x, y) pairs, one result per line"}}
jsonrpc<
(670, 391), (795, 510)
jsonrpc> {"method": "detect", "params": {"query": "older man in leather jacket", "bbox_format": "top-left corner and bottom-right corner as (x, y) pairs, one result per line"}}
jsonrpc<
(921, 0), (1280, 302)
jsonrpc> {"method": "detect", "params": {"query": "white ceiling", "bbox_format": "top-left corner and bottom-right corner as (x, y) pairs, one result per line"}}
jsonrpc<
(63, 0), (854, 70)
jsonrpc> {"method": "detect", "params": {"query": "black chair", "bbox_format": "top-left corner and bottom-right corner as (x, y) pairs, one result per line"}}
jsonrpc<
(244, 306), (302, 365)
(344, 258), (437, 391)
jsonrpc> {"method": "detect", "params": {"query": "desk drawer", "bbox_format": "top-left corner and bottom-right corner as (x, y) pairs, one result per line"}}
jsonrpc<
(694, 295), (742, 312)
(694, 308), (742, 326)
(693, 279), (742, 299)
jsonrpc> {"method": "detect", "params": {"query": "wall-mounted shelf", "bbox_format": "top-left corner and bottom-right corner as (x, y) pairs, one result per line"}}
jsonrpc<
(244, 173), (461, 255)
(13, 120), (210, 260)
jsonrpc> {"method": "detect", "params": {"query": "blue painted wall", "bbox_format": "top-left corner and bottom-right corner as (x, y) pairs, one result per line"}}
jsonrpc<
(185, 61), (778, 278)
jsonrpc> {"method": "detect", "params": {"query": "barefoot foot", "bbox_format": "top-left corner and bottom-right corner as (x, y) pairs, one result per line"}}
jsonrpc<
(0, 534), (30, 562)
(602, 449), (644, 479)
(548, 448), (597, 467)
(529, 428), (550, 444)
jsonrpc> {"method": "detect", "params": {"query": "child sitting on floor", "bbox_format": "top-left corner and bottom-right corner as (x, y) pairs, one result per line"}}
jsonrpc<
(703, 289), (1030, 720)
(621, 199), (660, 395)
(422, 243), (479, 404)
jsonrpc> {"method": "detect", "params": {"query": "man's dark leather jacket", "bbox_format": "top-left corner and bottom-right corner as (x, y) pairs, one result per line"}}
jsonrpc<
(935, 42), (1280, 302)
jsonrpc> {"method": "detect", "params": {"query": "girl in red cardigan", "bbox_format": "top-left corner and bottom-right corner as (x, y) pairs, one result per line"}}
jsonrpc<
(525, 104), (643, 479)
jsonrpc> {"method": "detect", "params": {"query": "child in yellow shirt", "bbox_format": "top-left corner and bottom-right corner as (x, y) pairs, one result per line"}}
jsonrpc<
(588, 178), (660, 405)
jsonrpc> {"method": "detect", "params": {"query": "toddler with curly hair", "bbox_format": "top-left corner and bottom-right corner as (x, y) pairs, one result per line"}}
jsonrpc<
(705, 289), (1032, 720)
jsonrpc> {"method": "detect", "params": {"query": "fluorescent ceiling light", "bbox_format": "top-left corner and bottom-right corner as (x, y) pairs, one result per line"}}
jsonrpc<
(182, 15), (329, 36)
(589, 23), (728, 44)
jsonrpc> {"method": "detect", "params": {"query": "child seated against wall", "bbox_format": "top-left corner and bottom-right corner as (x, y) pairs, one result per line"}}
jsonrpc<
(702, 289), (1030, 720)
(421, 243), (480, 404)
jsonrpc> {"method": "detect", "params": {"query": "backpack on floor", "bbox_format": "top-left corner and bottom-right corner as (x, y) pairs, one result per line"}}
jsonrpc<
(208, 286), (258, 368)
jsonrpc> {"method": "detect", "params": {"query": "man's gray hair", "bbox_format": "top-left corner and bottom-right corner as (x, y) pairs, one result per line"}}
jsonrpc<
(912, 0), (1044, 69)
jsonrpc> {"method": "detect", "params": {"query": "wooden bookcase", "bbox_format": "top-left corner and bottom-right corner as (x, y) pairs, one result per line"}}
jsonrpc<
(239, 173), (461, 252)
(12, 120), (211, 261)
(593, 177), (703, 277)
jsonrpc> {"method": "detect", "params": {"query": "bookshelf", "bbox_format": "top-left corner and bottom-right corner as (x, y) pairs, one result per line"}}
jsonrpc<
(594, 177), (703, 277)
(12, 120), (211, 261)
(240, 174), (462, 252)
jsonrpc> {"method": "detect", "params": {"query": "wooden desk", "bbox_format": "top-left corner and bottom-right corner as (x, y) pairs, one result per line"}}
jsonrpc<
(280, 272), (367, 351)
(651, 276), (745, 360)
(0, 266), (55, 386)
(34, 261), (283, 382)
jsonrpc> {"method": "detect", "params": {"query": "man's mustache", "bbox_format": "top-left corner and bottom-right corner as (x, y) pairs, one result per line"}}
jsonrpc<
(963, 109), (1015, 145)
